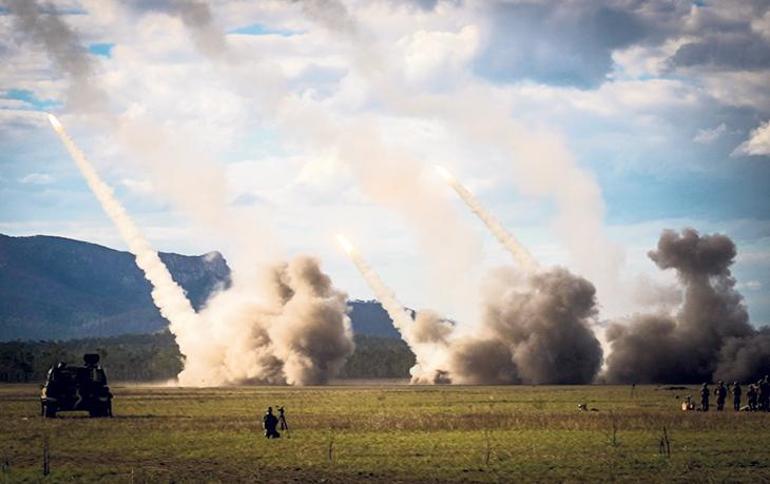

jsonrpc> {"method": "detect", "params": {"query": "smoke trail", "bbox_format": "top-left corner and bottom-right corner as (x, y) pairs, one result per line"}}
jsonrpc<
(435, 166), (538, 273)
(336, 235), (451, 382)
(126, 0), (228, 59)
(48, 114), (354, 386)
(7, 0), (107, 111)
(605, 228), (769, 384)
(46, 114), (205, 379)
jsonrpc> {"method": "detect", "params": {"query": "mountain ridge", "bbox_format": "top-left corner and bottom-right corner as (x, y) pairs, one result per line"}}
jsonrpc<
(0, 234), (398, 341)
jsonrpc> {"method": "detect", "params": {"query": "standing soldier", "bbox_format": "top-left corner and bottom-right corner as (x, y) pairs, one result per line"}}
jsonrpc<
(714, 381), (727, 411)
(761, 376), (770, 412)
(700, 383), (710, 411)
(731, 381), (742, 411)
(263, 406), (280, 439)
(747, 384), (758, 411)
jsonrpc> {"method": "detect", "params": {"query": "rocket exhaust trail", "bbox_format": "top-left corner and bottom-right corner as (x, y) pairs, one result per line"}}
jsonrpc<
(46, 113), (200, 347)
(336, 234), (414, 335)
(435, 166), (538, 273)
(336, 234), (452, 383)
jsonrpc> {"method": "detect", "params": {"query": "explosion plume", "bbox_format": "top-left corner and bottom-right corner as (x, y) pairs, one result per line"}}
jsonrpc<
(446, 267), (603, 384)
(605, 228), (770, 384)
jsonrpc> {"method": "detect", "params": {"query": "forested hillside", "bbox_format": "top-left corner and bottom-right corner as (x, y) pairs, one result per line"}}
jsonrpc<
(0, 234), (230, 340)
(0, 234), (401, 341)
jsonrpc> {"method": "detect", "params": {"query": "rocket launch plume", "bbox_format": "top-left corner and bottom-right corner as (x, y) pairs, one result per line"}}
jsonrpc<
(336, 234), (451, 382)
(435, 166), (538, 273)
(46, 114), (203, 376)
(336, 235), (413, 335)
(48, 114), (354, 387)
(337, 230), (603, 385)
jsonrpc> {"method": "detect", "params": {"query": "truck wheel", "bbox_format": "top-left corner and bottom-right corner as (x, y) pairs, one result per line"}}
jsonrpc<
(43, 403), (57, 418)
(89, 403), (110, 418)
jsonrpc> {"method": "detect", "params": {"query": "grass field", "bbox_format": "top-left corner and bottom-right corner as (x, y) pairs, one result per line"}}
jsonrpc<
(1, 383), (768, 482)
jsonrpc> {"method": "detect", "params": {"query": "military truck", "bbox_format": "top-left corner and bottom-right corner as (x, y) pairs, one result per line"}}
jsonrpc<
(40, 354), (113, 418)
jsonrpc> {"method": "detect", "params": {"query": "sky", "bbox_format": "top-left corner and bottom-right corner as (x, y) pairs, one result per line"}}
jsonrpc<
(1, 0), (769, 329)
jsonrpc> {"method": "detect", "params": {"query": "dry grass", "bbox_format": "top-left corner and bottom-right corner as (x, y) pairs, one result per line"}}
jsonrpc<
(1, 383), (768, 482)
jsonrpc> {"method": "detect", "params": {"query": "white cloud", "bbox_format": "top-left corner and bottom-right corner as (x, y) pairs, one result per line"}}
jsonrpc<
(693, 123), (726, 144)
(120, 177), (154, 195)
(19, 173), (55, 185)
(733, 120), (770, 156)
(737, 280), (763, 291)
(397, 25), (479, 86)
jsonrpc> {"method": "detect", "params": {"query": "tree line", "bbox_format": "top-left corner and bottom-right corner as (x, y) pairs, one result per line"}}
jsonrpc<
(0, 332), (414, 383)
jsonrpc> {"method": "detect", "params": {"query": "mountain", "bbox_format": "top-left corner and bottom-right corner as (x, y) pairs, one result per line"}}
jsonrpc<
(0, 234), (400, 341)
(0, 234), (231, 340)
(347, 299), (401, 338)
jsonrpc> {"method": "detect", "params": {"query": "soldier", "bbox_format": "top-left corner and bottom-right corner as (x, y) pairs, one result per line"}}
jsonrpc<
(263, 406), (280, 439)
(731, 381), (742, 412)
(747, 384), (758, 411)
(761, 376), (770, 412)
(700, 383), (710, 411)
(714, 381), (727, 411)
(278, 406), (289, 432)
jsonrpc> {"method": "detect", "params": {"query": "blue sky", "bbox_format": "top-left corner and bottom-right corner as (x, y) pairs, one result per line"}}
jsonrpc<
(1, 0), (769, 327)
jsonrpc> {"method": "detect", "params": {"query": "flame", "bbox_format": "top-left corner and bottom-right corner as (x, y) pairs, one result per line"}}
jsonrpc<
(47, 113), (63, 132)
(434, 165), (455, 183)
(336, 234), (355, 255)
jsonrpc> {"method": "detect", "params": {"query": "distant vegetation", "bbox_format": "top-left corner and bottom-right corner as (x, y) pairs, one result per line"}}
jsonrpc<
(0, 332), (414, 383)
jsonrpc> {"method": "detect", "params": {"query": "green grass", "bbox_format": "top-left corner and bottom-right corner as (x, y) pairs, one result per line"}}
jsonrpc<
(1, 384), (768, 482)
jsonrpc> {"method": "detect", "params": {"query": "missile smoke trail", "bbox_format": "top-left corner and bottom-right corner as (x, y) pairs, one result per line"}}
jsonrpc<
(336, 234), (450, 382)
(435, 166), (538, 273)
(46, 113), (201, 369)
(336, 235), (414, 334)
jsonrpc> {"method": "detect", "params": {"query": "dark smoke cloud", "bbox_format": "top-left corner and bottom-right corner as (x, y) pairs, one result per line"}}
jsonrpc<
(715, 328), (770, 384)
(447, 267), (603, 384)
(7, 0), (107, 111)
(605, 228), (768, 384)
(126, 0), (228, 58)
(292, 0), (357, 36)
(447, 337), (518, 385)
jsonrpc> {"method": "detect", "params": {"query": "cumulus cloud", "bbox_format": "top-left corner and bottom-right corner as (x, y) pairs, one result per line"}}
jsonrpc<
(6, 0), (107, 111)
(473, 1), (647, 88)
(693, 123), (727, 144)
(19, 172), (54, 184)
(733, 120), (770, 156)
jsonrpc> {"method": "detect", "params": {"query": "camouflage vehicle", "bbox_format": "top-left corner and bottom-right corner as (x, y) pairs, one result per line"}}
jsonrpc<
(40, 354), (113, 418)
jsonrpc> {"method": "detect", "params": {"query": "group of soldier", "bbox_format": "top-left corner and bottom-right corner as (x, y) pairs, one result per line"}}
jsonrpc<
(262, 406), (289, 438)
(697, 376), (770, 412)
(259, 378), (770, 437)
